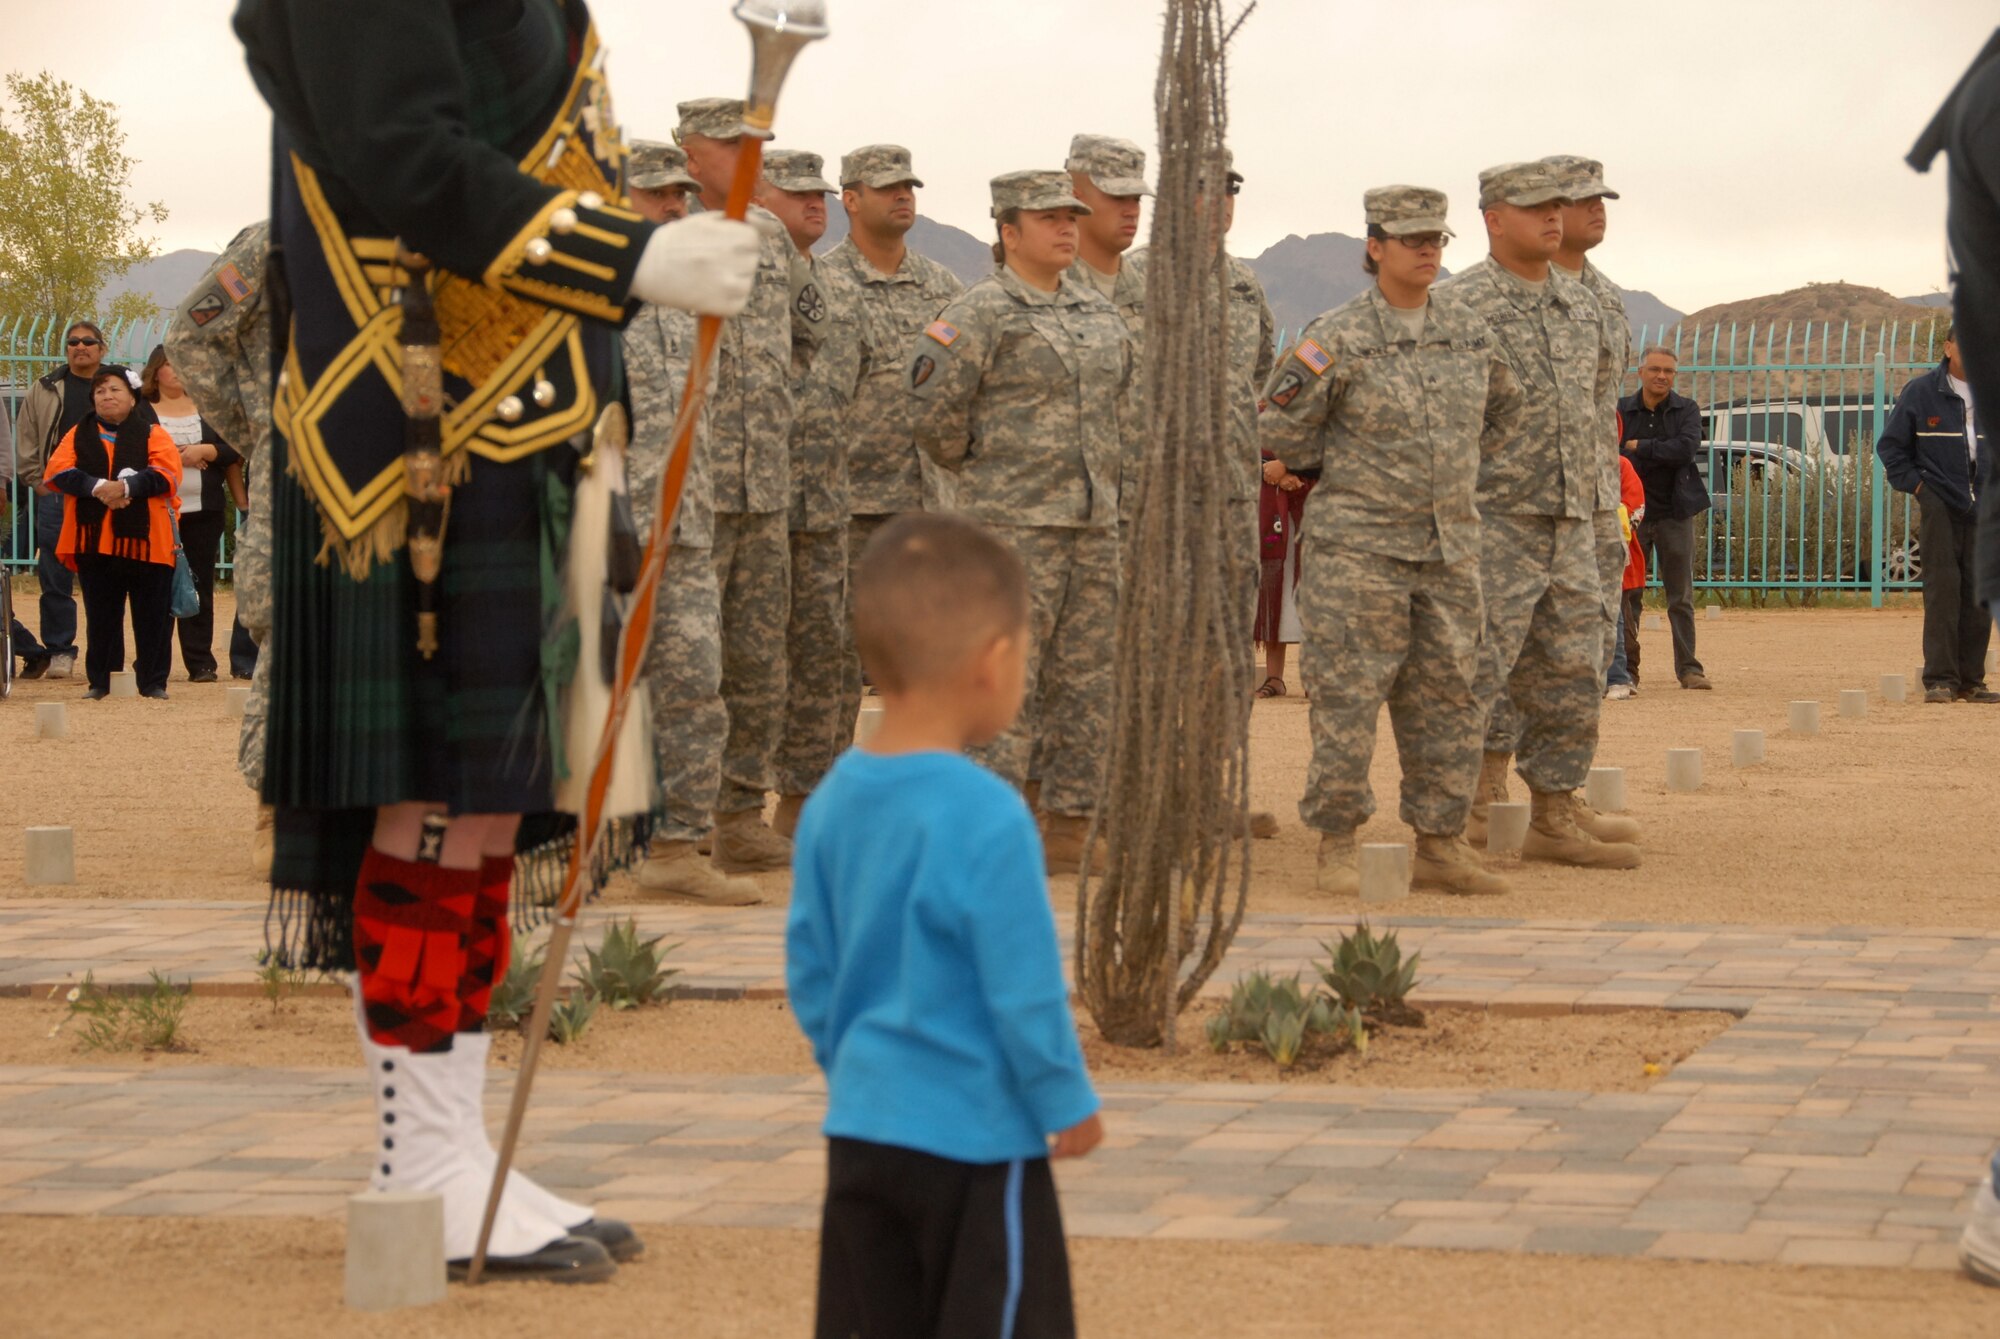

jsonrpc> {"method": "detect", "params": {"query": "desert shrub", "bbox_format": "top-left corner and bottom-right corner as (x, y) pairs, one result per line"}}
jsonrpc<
(1317, 923), (1422, 1025)
(1205, 970), (1364, 1068)
(548, 990), (597, 1046)
(574, 918), (679, 1011)
(64, 970), (190, 1052)
(486, 943), (547, 1030)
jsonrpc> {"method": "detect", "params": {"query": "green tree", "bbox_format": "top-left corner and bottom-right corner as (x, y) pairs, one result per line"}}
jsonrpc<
(0, 71), (169, 324)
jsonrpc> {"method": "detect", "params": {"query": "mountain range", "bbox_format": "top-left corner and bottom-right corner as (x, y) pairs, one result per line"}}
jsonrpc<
(101, 221), (1947, 350)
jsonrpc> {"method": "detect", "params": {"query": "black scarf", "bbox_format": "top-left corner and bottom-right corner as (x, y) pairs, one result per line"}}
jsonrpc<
(70, 411), (155, 560)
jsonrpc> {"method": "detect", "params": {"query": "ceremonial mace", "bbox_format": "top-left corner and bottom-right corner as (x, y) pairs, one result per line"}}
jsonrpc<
(468, 0), (828, 1283)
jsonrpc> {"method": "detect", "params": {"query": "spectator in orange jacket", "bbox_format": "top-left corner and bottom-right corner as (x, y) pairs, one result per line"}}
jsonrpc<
(1606, 454), (1647, 701)
(42, 370), (184, 700)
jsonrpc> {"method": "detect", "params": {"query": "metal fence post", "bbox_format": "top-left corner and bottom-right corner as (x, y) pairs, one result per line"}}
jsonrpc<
(1869, 349), (1888, 609)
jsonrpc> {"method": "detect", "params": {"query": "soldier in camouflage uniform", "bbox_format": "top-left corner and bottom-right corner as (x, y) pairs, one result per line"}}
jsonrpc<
(1064, 136), (1149, 538)
(166, 222), (273, 872)
(909, 170), (1135, 875)
(756, 150), (860, 836)
(820, 145), (964, 745)
(677, 98), (798, 872)
(1437, 162), (1640, 868)
(623, 140), (761, 906)
(1263, 187), (1524, 897)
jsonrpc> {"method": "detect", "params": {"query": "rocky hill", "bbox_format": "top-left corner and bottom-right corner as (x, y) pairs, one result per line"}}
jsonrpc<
(96, 248), (219, 318)
(1678, 282), (1938, 335)
(1239, 230), (1682, 343)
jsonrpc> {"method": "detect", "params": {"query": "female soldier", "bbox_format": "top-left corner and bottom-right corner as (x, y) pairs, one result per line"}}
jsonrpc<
(907, 170), (1134, 874)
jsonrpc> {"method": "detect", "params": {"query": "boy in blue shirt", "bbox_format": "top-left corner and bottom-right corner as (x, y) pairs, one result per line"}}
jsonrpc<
(787, 512), (1103, 1339)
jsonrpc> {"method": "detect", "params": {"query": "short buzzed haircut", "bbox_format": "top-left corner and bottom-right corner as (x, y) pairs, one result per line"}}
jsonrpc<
(852, 513), (1029, 694)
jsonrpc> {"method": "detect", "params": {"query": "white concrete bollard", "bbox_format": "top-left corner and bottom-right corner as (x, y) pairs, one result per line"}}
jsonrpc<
(1643, 613), (1665, 632)
(108, 670), (138, 698)
(1486, 802), (1530, 856)
(1358, 844), (1411, 904)
(1732, 729), (1765, 767)
(1839, 689), (1868, 719)
(1665, 748), (1703, 792)
(25, 826), (75, 886)
(1704, 604), (1722, 621)
(344, 1190), (445, 1312)
(35, 703), (68, 739)
(1789, 701), (1820, 735)
(225, 685), (251, 718)
(855, 704), (884, 744)
(1585, 766), (1627, 813)
(1879, 673), (1907, 704)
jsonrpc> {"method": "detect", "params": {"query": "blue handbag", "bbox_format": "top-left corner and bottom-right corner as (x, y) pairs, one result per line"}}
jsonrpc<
(169, 514), (200, 619)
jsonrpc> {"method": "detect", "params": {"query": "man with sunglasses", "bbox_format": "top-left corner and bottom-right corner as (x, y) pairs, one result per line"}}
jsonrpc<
(12, 321), (136, 680)
(1262, 186), (1524, 897)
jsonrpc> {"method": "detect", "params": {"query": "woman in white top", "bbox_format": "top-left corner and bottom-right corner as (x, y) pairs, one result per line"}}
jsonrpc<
(140, 345), (244, 682)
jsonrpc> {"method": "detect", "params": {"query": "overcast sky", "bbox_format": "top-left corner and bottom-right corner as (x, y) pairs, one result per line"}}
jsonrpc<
(6, 0), (1990, 313)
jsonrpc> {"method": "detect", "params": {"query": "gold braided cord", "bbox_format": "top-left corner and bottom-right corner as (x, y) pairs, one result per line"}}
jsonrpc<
(1076, 0), (1256, 1050)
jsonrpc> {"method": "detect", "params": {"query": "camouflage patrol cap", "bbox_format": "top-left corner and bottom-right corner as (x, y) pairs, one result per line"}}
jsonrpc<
(840, 144), (924, 189)
(1364, 185), (1453, 237)
(1476, 161), (1569, 210)
(1539, 154), (1620, 201)
(1065, 134), (1153, 197)
(990, 170), (1092, 217)
(764, 149), (835, 194)
(628, 140), (699, 191)
(676, 97), (771, 143)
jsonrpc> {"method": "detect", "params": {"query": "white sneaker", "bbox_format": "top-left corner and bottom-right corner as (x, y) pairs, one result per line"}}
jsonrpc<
(45, 652), (75, 680)
(1605, 683), (1634, 701)
(1961, 1177), (2000, 1287)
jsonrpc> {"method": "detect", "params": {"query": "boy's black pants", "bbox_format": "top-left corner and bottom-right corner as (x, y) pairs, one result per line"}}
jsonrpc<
(817, 1137), (1075, 1339)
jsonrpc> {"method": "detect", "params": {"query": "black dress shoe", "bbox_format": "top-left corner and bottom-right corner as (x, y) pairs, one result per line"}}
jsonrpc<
(140, 688), (169, 700)
(85, 687), (109, 700)
(188, 670), (218, 684)
(447, 1234), (616, 1284)
(18, 657), (49, 680)
(568, 1217), (643, 1262)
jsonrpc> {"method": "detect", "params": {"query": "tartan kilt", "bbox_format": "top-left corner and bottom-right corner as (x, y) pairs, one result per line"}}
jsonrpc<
(262, 428), (643, 970)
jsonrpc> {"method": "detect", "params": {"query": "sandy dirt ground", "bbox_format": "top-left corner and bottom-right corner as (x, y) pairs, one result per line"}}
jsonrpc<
(6, 603), (1995, 930)
(6, 1217), (1999, 1339)
(1, 992), (1729, 1093)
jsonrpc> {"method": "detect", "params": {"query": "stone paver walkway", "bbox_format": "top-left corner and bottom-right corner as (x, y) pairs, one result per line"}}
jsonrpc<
(4, 899), (2000, 1269)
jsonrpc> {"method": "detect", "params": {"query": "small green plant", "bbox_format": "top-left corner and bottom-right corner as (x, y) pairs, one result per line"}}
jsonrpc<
(486, 943), (547, 1030)
(254, 958), (318, 1014)
(548, 989), (597, 1046)
(63, 970), (190, 1052)
(1207, 971), (1362, 1069)
(1318, 923), (1422, 1025)
(574, 918), (678, 1011)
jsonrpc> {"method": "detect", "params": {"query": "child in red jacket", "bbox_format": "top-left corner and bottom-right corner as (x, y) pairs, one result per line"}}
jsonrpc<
(1608, 454), (1646, 699)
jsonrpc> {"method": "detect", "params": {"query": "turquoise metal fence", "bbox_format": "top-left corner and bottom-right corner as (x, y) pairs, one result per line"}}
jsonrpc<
(1273, 315), (1949, 606)
(7, 311), (1952, 605)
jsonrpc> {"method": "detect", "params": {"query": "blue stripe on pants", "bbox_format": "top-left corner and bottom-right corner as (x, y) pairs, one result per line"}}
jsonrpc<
(1001, 1158), (1025, 1339)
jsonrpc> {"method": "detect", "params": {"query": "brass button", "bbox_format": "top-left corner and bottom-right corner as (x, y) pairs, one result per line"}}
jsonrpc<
(526, 238), (553, 265)
(497, 395), (526, 423)
(578, 190), (604, 211)
(551, 207), (579, 235)
(532, 379), (558, 408)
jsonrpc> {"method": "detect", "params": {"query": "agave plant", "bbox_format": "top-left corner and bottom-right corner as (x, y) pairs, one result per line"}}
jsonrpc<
(1210, 971), (1366, 1068)
(1317, 923), (1423, 1025)
(548, 989), (598, 1046)
(486, 943), (547, 1030)
(575, 918), (679, 1011)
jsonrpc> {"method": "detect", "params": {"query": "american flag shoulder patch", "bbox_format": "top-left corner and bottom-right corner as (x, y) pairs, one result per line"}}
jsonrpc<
(1295, 339), (1332, 375)
(217, 262), (253, 303)
(925, 320), (961, 347)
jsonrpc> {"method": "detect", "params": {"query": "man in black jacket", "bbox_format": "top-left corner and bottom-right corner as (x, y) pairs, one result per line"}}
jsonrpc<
(1875, 324), (1993, 703)
(1618, 346), (1712, 689)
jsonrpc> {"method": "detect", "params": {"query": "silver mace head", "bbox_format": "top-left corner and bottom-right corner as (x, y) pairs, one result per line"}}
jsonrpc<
(733, 0), (829, 135)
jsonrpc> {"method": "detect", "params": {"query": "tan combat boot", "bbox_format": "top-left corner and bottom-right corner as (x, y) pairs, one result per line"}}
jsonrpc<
(712, 808), (792, 873)
(772, 794), (807, 841)
(1461, 751), (1513, 847)
(1522, 790), (1641, 869)
(1315, 831), (1360, 897)
(1041, 814), (1097, 876)
(638, 841), (764, 905)
(1412, 833), (1514, 897)
(1570, 795), (1642, 844)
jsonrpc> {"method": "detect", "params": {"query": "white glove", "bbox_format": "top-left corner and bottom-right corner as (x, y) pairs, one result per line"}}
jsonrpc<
(629, 213), (760, 317)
